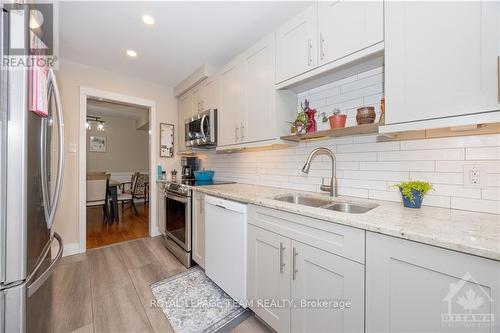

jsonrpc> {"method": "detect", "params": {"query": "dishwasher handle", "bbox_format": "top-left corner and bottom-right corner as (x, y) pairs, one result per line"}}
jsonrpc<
(205, 195), (247, 214)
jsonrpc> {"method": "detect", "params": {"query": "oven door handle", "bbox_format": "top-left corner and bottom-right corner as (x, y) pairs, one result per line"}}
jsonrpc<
(166, 192), (189, 203)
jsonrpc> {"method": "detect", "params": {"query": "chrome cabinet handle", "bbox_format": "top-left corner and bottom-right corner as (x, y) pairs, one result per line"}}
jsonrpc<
(279, 242), (285, 274)
(235, 125), (239, 141)
(320, 32), (325, 61)
(292, 247), (298, 280)
(307, 39), (312, 66)
(199, 196), (204, 214)
(241, 122), (245, 140)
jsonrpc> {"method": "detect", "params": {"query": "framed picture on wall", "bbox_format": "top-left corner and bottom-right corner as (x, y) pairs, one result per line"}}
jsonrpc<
(160, 123), (174, 157)
(89, 136), (106, 152)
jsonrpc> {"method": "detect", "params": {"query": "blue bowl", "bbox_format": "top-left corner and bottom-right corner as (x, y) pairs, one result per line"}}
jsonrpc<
(194, 170), (215, 181)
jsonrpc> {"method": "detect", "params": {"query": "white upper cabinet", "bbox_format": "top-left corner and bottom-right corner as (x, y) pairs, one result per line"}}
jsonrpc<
(242, 35), (275, 143)
(219, 60), (244, 146)
(203, 75), (219, 111)
(177, 92), (192, 151)
(318, 1), (383, 66)
(276, 4), (318, 83)
(384, 1), (500, 127)
(191, 82), (205, 114)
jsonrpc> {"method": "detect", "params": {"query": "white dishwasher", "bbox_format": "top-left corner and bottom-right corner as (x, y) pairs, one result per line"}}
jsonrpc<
(205, 195), (247, 307)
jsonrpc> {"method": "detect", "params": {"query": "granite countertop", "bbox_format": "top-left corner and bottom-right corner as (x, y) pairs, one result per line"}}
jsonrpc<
(191, 183), (500, 261)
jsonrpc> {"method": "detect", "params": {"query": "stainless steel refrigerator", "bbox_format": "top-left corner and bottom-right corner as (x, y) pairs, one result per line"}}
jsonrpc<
(1, 5), (64, 332)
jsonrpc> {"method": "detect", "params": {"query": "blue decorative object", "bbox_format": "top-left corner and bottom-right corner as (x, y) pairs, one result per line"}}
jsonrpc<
(157, 165), (163, 180)
(401, 189), (423, 208)
(194, 170), (215, 181)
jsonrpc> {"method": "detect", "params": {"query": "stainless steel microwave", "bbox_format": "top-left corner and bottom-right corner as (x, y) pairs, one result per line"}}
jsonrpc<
(185, 109), (217, 148)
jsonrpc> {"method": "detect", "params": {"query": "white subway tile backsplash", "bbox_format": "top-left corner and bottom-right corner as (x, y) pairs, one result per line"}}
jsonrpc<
(451, 198), (500, 215)
(360, 161), (435, 172)
(336, 141), (400, 153)
(401, 134), (500, 151)
(466, 147), (500, 160)
(482, 188), (500, 201)
(343, 170), (409, 182)
(378, 149), (465, 161)
(198, 65), (499, 215)
(409, 172), (463, 185)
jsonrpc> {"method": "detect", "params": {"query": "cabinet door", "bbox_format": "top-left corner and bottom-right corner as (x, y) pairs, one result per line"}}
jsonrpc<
(192, 191), (205, 268)
(242, 35), (275, 143)
(248, 225), (291, 333)
(157, 186), (165, 235)
(318, 1), (383, 65)
(366, 232), (500, 332)
(219, 61), (243, 146)
(276, 4), (318, 83)
(385, 1), (500, 125)
(191, 82), (205, 114)
(290, 240), (365, 333)
(177, 92), (192, 151)
(204, 76), (219, 111)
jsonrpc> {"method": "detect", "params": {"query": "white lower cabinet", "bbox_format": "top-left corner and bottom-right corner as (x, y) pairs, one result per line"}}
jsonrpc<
(290, 240), (364, 333)
(248, 225), (291, 333)
(247, 206), (365, 333)
(156, 184), (166, 235)
(366, 232), (500, 333)
(192, 191), (205, 268)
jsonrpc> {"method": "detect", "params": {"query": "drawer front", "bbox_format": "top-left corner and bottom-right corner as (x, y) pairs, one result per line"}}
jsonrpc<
(248, 205), (365, 264)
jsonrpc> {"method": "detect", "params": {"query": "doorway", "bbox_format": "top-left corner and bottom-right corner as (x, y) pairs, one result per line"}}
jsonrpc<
(85, 98), (150, 248)
(79, 87), (159, 252)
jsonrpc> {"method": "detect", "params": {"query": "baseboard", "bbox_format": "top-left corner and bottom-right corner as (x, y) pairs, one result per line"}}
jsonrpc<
(52, 241), (83, 258)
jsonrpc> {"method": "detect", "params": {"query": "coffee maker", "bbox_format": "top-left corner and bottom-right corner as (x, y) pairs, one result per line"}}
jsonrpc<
(181, 157), (199, 180)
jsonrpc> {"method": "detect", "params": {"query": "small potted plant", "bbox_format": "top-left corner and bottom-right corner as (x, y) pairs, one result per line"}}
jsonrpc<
(329, 108), (347, 129)
(394, 180), (434, 208)
(289, 111), (308, 135)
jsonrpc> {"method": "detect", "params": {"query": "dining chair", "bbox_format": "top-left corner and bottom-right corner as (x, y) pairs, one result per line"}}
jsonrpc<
(86, 179), (109, 223)
(117, 173), (139, 216)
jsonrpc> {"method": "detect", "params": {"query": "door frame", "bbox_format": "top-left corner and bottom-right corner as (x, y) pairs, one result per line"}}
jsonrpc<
(79, 86), (159, 252)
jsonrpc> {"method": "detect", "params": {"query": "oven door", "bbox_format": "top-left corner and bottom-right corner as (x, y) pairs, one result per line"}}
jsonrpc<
(165, 191), (191, 251)
(185, 109), (217, 147)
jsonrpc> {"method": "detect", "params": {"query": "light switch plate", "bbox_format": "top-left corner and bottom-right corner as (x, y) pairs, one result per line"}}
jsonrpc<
(463, 164), (487, 188)
(68, 142), (77, 153)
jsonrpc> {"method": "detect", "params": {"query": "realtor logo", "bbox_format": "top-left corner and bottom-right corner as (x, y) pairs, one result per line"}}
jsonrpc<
(441, 272), (495, 329)
(2, 2), (58, 69)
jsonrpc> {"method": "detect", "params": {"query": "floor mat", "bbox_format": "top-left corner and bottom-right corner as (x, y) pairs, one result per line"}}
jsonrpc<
(151, 266), (248, 333)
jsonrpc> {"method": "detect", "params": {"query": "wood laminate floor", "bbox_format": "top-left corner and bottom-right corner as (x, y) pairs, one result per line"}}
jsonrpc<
(86, 204), (149, 249)
(52, 236), (272, 333)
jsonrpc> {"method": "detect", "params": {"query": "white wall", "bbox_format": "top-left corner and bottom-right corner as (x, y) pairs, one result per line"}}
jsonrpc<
(86, 115), (149, 173)
(197, 67), (500, 215)
(54, 59), (179, 249)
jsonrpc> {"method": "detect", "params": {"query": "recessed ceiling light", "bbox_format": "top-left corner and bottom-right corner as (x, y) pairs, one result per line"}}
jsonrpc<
(142, 15), (155, 25)
(126, 49), (137, 57)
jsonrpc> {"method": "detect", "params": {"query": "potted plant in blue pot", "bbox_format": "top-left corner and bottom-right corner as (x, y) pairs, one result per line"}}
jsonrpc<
(394, 180), (433, 208)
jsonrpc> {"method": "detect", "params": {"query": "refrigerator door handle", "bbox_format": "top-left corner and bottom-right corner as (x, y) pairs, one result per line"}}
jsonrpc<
(26, 232), (63, 297)
(45, 69), (64, 231)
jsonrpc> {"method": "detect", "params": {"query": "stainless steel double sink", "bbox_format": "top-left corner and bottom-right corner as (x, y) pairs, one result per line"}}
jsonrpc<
(271, 193), (377, 214)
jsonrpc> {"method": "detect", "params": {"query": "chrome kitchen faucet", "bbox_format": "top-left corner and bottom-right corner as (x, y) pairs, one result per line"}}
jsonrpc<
(301, 147), (337, 197)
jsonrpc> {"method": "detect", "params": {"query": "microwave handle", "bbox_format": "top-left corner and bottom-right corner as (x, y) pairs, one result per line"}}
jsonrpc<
(200, 114), (207, 139)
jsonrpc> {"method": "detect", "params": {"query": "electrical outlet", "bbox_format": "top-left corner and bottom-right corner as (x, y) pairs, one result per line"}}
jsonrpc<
(463, 164), (486, 188)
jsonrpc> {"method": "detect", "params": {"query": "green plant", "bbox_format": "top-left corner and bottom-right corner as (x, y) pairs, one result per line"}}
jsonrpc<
(393, 180), (434, 203)
(294, 111), (308, 126)
(331, 108), (342, 116)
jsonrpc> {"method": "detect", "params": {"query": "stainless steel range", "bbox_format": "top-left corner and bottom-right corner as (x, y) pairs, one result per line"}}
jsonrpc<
(163, 179), (235, 267)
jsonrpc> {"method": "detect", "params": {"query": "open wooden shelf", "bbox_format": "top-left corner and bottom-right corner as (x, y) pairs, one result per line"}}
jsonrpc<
(280, 123), (381, 142)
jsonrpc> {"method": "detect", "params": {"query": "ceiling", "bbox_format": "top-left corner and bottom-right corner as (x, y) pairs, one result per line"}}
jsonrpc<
(87, 98), (149, 120)
(59, 1), (312, 87)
